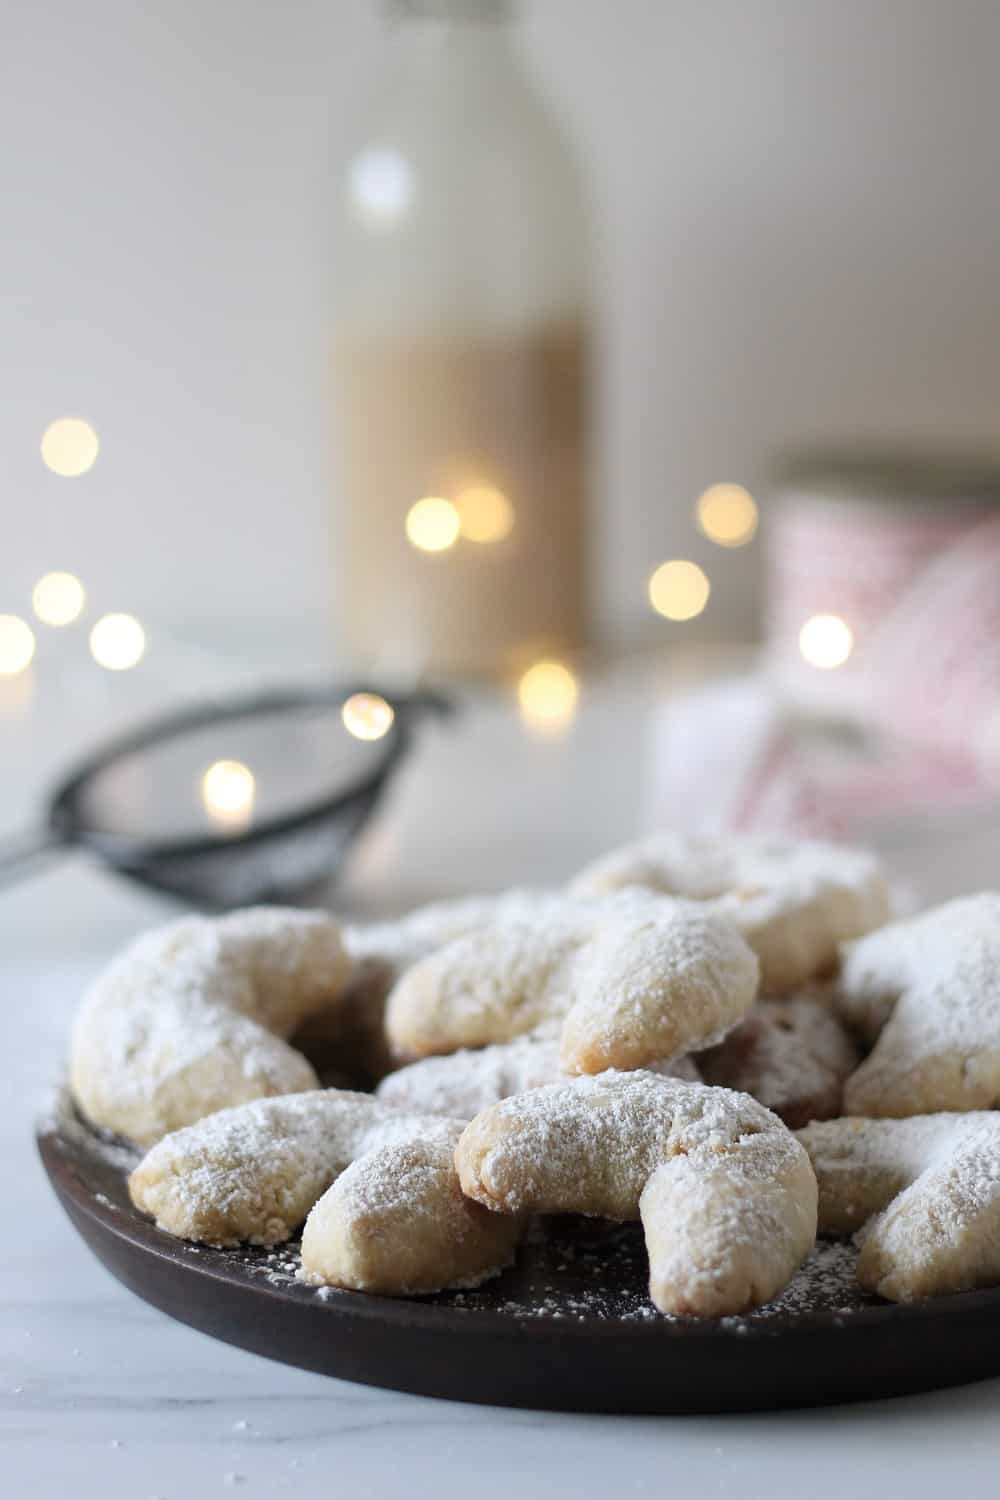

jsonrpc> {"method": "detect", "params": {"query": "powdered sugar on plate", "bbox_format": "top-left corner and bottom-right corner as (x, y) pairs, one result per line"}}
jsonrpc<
(445, 1225), (866, 1325)
(40, 1079), (878, 1327)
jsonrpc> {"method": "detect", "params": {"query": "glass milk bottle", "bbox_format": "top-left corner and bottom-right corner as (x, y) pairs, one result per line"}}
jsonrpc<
(331, 0), (591, 678)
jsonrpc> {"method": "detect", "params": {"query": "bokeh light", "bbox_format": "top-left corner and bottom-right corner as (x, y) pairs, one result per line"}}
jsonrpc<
(89, 613), (146, 671)
(648, 559), (711, 621)
(32, 571), (86, 627)
(348, 147), (415, 227)
(0, 615), (36, 676)
(455, 485), (515, 544)
(798, 613), (854, 670)
(695, 484), (759, 547)
(40, 418), (99, 477)
(201, 759), (256, 829)
(405, 496), (460, 553)
(342, 691), (395, 742)
(517, 660), (579, 733)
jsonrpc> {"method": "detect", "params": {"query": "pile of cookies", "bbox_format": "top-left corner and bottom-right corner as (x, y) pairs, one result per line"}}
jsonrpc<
(68, 833), (1000, 1318)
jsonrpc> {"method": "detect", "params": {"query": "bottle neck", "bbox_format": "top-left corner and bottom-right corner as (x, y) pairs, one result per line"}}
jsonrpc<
(379, 0), (524, 105)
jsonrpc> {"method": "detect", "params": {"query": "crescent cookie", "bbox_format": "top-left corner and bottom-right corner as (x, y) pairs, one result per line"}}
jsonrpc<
(797, 1114), (1000, 1302)
(129, 1091), (522, 1296)
(838, 892), (1000, 1116)
(570, 833), (890, 993)
(345, 891), (546, 975)
(71, 908), (352, 1147)
(456, 1072), (817, 1318)
(376, 1031), (700, 1119)
(294, 891), (545, 1083)
(384, 890), (759, 1075)
(698, 995), (859, 1129)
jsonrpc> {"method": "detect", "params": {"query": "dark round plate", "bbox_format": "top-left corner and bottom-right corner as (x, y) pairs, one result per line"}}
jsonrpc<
(37, 1091), (1000, 1414)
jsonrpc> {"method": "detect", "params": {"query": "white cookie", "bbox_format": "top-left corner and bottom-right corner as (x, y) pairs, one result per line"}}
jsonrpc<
(130, 1090), (522, 1296)
(798, 1114), (1000, 1301)
(698, 994), (858, 1128)
(71, 909), (351, 1146)
(456, 1071), (817, 1318)
(346, 891), (545, 974)
(294, 891), (545, 1082)
(376, 1030), (700, 1118)
(385, 890), (759, 1075)
(571, 833), (890, 992)
(839, 892), (1000, 1116)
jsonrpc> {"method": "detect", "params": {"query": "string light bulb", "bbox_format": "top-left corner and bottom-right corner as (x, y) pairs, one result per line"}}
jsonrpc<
(648, 559), (711, 621)
(32, 571), (86, 627)
(405, 497), (460, 553)
(201, 760), (255, 829)
(517, 659), (579, 733)
(40, 418), (99, 477)
(455, 486), (515, 544)
(0, 615), (36, 676)
(342, 692), (395, 742)
(348, 147), (415, 227)
(695, 484), (759, 547)
(89, 613), (146, 671)
(798, 614), (854, 670)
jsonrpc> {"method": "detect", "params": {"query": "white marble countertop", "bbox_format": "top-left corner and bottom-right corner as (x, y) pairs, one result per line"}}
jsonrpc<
(5, 660), (1000, 1497)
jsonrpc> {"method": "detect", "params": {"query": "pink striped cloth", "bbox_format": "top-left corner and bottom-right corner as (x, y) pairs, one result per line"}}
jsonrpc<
(729, 720), (989, 838)
(766, 496), (974, 664)
(767, 494), (1000, 772)
(650, 490), (1000, 839)
(650, 681), (995, 846)
(648, 677), (993, 841)
(860, 513), (1000, 769)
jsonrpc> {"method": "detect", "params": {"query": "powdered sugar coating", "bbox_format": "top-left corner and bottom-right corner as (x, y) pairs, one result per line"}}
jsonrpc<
(570, 834), (890, 993)
(294, 891), (548, 1081)
(71, 908), (352, 1147)
(301, 1136), (521, 1295)
(797, 1113), (1000, 1301)
(699, 994), (858, 1128)
(130, 1089), (522, 1295)
(456, 1071), (817, 1317)
(345, 890), (548, 974)
(376, 1031), (700, 1119)
(838, 892), (1000, 1116)
(385, 890), (759, 1076)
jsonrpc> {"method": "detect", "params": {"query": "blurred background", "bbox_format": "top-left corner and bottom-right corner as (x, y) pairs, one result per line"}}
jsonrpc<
(5, 0), (1000, 912)
(7, 0), (1000, 646)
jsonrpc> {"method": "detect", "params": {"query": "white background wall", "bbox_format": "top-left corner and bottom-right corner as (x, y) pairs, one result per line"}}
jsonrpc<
(5, 0), (1000, 656)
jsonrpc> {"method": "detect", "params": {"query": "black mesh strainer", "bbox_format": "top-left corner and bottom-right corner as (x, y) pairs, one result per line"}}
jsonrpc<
(0, 682), (449, 908)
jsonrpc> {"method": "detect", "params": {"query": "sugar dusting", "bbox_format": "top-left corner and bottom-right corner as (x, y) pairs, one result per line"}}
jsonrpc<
(345, 891), (546, 973)
(129, 1089), (465, 1247)
(799, 1113), (1000, 1299)
(377, 1033), (700, 1119)
(68, 907), (351, 1145)
(699, 996), (858, 1128)
(43, 1083), (876, 1325)
(386, 888), (759, 1067)
(38, 1084), (141, 1172)
(446, 1228), (864, 1325)
(571, 832), (889, 943)
(840, 892), (1000, 1113)
(452, 1071), (819, 1316)
(455, 1070), (804, 1217)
